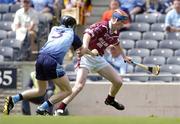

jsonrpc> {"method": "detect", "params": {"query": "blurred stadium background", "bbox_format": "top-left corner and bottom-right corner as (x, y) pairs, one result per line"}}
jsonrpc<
(0, 0), (180, 120)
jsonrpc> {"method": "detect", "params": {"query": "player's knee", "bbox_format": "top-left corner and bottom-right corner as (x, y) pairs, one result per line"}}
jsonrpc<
(36, 89), (46, 96)
(66, 88), (72, 96)
(74, 82), (85, 92)
(114, 78), (123, 87)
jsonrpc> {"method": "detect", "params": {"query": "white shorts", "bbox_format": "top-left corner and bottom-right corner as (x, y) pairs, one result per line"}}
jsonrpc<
(79, 55), (109, 72)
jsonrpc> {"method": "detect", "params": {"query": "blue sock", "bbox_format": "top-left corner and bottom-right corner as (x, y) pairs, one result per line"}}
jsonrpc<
(38, 101), (52, 110)
(12, 94), (23, 104)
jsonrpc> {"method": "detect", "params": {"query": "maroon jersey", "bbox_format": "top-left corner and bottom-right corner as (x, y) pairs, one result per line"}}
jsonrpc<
(84, 21), (120, 56)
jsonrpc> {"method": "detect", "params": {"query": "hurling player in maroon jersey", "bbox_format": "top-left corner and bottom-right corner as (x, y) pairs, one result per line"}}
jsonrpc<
(55, 9), (132, 115)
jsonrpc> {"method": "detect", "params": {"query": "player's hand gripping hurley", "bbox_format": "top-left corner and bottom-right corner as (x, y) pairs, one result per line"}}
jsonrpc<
(77, 47), (99, 57)
(86, 49), (99, 56)
(75, 48), (99, 68)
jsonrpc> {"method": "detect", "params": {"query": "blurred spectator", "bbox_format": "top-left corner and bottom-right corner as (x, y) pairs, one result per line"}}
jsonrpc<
(83, 0), (92, 17)
(12, 0), (39, 52)
(77, 0), (92, 24)
(118, 0), (145, 15)
(63, 0), (76, 9)
(63, 0), (92, 24)
(54, 0), (65, 22)
(22, 71), (55, 115)
(165, 0), (180, 32)
(101, 0), (131, 30)
(31, 0), (54, 22)
(101, 0), (121, 21)
(145, 0), (166, 14)
(164, 0), (174, 13)
(0, 0), (16, 4)
(104, 45), (128, 75)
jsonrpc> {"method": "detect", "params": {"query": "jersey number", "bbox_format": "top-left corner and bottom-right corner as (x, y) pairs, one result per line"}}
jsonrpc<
(51, 30), (65, 38)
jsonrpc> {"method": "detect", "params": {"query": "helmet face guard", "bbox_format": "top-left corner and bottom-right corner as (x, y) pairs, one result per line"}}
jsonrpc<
(61, 15), (77, 28)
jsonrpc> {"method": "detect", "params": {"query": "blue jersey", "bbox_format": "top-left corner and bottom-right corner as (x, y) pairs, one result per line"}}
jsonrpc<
(39, 25), (82, 65)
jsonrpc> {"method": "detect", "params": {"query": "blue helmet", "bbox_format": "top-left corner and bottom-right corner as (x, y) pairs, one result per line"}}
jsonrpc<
(61, 15), (76, 28)
(112, 9), (129, 24)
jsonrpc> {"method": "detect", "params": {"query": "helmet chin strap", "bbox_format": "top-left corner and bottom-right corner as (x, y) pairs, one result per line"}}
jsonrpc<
(111, 18), (118, 24)
(109, 18), (118, 31)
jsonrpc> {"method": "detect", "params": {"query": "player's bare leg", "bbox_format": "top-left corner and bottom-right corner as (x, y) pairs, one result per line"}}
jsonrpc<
(55, 68), (89, 115)
(3, 80), (47, 115)
(36, 75), (72, 115)
(63, 68), (88, 104)
(22, 80), (47, 99)
(49, 75), (72, 104)
(98, 65), (125, 110)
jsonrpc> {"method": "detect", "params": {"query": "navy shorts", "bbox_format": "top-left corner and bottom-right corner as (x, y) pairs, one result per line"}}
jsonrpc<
(35, 54), (65, 80)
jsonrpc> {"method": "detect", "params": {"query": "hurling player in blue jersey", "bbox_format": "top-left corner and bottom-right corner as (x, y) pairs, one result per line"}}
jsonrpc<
(3, 16), (82, 115)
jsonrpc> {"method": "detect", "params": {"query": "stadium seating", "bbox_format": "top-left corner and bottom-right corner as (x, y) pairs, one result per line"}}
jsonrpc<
(119, 31), (141, 40)
(0, 30), (7, 40)
(0, 39), (21, 60)
(160, 64), (180, 74)
(157, 14), (166, 23)
(167, 57), (180, 65)
(135, 14), (157, 24)
(128, 48), (150, 57)
(0, 54), (4, 62)
(131, 56), (142, 63)
(127, 64), (134, 73)
(2, 13), (15, 21)
(9, 4), (21, 13)
(92, 0), (109, 6)
(7, 31), (16, 38)
(151, 49), (173, 58)
(65, 63), (75, 72)
(142, 31), (164, 41)
(91, 6), (107, 16)
(0, 4), (9, 13)
(0, 38), (22, 51)
(128, 22), (150, 32)
(123, 49), (127, 55)
(86, 16), (100, 25)
(143, 56), (166, 65)
(0, 13), (2, 20)
(151, 23), (165, 32)
(159, 40), (180, 50)
(0, 21), (12, 31)
(136, 40), (158, 49)
(165, 32), (180, 40)
(64, 63), (76, 81)
(121, 39), (135, 49)
(175, 50), (180, 56)
(0, 46), (14, 61)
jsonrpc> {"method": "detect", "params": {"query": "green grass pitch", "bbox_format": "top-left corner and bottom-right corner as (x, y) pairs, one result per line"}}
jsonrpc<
(1, 116), (180, 124)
